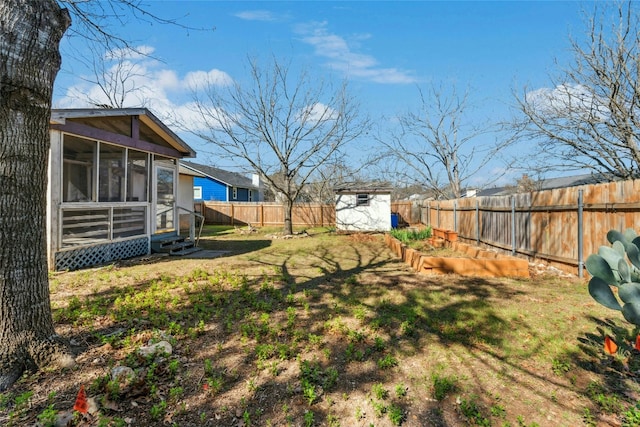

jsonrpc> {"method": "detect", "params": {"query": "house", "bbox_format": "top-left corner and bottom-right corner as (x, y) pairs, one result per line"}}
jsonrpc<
(180, 161), (261, 202)
(48, 108), (197, 271)
(334, 184), (392, 232)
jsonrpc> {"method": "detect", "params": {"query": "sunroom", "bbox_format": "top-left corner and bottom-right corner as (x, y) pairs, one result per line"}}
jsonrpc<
(47, 108), (196, 271)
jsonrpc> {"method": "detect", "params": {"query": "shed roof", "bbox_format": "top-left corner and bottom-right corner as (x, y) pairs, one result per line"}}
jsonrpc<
(181, 161), (258, 189)
(51, 108), (196, 158)
(334, 182), (392, 194)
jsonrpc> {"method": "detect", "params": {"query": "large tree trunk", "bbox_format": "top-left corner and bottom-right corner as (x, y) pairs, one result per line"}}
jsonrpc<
(0, 0), (73, 391)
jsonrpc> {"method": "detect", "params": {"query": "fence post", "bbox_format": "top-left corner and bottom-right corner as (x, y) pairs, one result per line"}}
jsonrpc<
(426, 201), (430, 226)
(578, 189), (584, 278)
(511, 196), (516, 256)
(437, 204), (440, 228)
(454, 201), (458, 232)
(231, 203), (235, 226)
(476, 200), (480, 245)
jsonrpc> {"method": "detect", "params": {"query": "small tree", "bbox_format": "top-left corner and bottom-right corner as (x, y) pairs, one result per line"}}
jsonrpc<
(186, 57), (369, 234)
(512, 1), (640, 178)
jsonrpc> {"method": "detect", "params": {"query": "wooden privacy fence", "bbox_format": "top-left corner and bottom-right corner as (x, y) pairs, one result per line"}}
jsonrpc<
(422, 178), (640, 276)
(199, 201), (413, 228)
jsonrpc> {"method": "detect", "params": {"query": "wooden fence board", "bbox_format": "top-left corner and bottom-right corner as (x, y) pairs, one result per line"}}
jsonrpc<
(421, 178), (640, 275)
(200, 201), (399, 228)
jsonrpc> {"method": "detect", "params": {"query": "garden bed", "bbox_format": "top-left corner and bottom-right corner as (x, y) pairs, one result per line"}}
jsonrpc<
(385, 228), (530, 278)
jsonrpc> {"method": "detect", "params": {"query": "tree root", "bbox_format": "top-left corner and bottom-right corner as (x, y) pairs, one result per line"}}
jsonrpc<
(0, 334), (75, 392)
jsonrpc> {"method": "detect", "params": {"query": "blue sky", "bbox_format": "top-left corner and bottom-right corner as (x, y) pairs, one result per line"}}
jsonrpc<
(53, 1), (596, 186)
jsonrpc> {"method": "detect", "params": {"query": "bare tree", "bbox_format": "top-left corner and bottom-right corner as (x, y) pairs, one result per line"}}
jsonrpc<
(186, 57), (369, 235)
(377, 83), (508, 200)
(301, 158), (366, 204)
(65, 42), (152, 108)
(512, 1), (640, 179)
(0, 0), (192, 391)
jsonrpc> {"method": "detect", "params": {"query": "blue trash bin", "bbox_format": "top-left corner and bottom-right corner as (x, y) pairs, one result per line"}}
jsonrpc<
(391, 213), (399, 228)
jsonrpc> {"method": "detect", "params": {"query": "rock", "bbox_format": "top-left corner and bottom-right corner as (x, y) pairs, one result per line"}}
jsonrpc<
(87, 397), (99, 415)
(137, 340), (172, 357)
(54, 410), (74, 427)
(111, 366), (136, 385)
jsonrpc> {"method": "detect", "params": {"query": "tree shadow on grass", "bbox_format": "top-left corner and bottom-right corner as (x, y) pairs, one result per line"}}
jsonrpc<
(9, 234), (604, 426)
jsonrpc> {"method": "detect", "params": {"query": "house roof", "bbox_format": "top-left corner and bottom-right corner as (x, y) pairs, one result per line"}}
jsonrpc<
(50, 108), (196, 158)
(181, 161), (258, 189)
(475, 172), (613, 197)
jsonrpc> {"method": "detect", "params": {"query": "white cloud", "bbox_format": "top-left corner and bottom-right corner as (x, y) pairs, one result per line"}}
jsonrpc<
(525, 84), (609, 120)
(297, 102), (339, 124)
(234, 10), (279, 22)
(294, 21), (416, 84)
(54, 51), (233, 132)
(184, 69), (234, 91)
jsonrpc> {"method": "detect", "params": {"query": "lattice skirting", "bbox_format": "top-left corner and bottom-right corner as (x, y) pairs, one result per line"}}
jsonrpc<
(55, 237), (149, 271)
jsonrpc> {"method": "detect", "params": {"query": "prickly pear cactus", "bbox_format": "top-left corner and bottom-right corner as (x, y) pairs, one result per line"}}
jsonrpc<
(586, 228), (640, 326)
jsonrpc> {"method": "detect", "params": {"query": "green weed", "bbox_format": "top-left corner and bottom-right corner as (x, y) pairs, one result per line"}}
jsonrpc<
(622, 403), (640, 427)
(551, 358), (570, 376)
(460, 396), (490, 426)
(372, 383), (389, 400)
(395, 383), (408, 398)
(388, 404), (405, 426)
(377, 354), (398, 369)
(304, 410), (315, 427)
(586, 381), (623, 413)
(150, 400), (167, 420)
(37, 404), (57, 427)
(431, 372), (457, 401)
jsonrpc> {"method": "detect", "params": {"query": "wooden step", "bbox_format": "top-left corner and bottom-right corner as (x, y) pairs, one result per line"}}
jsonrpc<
(151, 235), (201, 256)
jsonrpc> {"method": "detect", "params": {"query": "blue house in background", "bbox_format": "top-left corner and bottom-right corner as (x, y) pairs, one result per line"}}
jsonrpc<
(180, 161), (262, 202)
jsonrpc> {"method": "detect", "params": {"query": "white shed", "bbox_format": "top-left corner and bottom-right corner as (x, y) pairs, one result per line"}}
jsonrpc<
(334, 185), (392, 232)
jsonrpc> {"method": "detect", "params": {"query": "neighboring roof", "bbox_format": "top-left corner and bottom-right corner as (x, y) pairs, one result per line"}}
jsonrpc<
(181, 161), (258, 189)
(334, 182), (393, 194)
(476, 173), (613, 197)
(50, 108), (196, 158)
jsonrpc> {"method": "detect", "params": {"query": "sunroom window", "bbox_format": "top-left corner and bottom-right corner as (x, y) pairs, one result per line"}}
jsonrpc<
(99, 144), (126, 202)
(62, 135), (95, 202)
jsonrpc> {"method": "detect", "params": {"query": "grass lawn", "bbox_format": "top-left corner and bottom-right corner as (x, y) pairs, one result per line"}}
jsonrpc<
(1, 226), (638, 426)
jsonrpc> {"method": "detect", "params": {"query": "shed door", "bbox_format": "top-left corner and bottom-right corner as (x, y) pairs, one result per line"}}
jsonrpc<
(154, 165), (175, 233)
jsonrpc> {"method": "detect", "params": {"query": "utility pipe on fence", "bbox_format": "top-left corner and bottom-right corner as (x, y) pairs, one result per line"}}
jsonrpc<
(476, 200), (480, 245)
(454, 201), (458, 232)
(578, 189), (584, 278)
(511, 196), (516, 256)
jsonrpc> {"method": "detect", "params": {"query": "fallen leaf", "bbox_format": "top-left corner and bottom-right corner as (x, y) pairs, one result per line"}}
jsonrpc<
(635, 334), (640, 351)
(605, 336), (618, 355)
(73, 384), (88, 414)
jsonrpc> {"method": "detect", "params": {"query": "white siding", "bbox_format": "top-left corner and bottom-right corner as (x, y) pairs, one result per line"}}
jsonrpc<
(335, 192), (391, 231)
